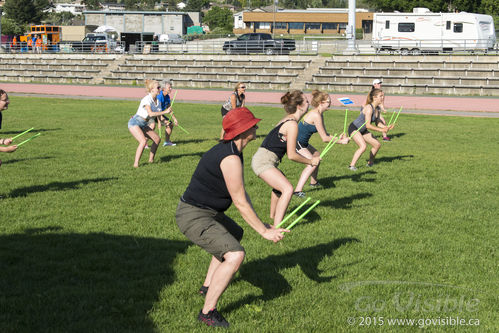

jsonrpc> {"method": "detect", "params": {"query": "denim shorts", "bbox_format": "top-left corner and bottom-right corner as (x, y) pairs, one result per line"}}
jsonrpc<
(128, 114), (149, 129)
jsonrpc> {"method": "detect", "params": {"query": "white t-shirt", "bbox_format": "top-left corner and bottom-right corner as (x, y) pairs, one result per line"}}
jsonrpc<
(135, 94), (161, 120)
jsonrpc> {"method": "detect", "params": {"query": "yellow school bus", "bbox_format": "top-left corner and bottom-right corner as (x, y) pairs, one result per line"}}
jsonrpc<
(20, 25), (61, 50)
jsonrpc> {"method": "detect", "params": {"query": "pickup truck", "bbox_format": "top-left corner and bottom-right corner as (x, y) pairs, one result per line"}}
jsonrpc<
(222, 33), (295, 55)
(71, 33), (117, 53)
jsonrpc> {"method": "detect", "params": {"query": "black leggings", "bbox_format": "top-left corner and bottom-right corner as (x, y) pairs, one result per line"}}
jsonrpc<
(348, 122), (368, 137)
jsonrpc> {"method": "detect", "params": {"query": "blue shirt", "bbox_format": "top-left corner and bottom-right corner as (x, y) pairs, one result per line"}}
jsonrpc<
(297, 120), (317, 147)
(157, 92), (171, 111)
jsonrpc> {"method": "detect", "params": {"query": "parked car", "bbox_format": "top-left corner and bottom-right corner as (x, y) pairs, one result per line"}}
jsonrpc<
(71, 33), (117, 53)
(222, 33), (296, 55)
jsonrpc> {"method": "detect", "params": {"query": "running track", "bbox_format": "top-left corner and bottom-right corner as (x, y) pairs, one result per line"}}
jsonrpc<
(3, 83), (499, 117)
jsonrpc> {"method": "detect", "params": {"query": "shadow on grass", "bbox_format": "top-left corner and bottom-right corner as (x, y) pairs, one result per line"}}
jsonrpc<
(387, 132), (406, 139)
(320, 192), (372, 209)
(159, 151), (204, 163)
(1, 156), (55, 165)
(376, 154), (414, 164)
(171, 138), (208, 145)
(225, 238), (360, 313)
(7, 177), (117, 198)
(0, 230), (190, 332)
(320, 170), (377, 188)
(1, 128), (62, 135)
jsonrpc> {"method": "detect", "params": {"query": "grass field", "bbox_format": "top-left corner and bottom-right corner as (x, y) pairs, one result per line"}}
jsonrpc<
(0, 96), (498, 332)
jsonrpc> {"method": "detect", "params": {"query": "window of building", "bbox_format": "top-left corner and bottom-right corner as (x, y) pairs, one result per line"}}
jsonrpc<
(305, 23), (321, 30)
(255, 22), (271, 29)
(339, 23), (347, 29)
(454, 23), (463, 33)
(446, 21), (451, 30)
(273, 22), (287, 29)
(289, 22), (304, 30)
(322, 23), (338, 30)
(398, 23), (415, 32)
(385, 20), (390, 29)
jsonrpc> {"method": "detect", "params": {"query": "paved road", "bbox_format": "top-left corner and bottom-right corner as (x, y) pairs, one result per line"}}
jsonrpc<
(4, 83), (499, 118)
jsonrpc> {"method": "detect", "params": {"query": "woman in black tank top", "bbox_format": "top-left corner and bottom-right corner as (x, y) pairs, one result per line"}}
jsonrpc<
(251, 90), (321, 227)
(348, 89), (394, 171)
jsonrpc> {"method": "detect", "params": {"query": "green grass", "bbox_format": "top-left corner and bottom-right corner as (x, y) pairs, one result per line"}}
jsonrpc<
(0, 96), (498, 332)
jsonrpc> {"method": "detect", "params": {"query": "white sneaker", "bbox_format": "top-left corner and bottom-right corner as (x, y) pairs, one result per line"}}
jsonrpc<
(163, 141), (176, 147)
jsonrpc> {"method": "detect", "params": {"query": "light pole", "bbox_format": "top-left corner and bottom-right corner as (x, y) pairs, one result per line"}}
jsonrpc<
(0, 8), (3, 43)
(345, 0), (358, 54)
(273, 0), (277, 38)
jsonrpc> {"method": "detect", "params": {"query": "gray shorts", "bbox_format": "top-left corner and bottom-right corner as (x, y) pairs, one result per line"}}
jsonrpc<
(175, 200), (244, 262)
(251, 147), (280, 176)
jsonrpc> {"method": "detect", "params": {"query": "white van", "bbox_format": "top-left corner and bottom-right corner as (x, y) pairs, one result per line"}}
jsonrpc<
(158, 34), (185, 44)
(372, 8), (497, 54)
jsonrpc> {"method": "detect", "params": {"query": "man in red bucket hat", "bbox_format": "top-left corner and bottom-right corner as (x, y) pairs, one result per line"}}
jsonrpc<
(176, 107), (289, 328)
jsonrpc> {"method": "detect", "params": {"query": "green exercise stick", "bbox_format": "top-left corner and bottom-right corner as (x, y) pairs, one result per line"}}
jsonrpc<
(285, 200), (321, 231)
(320, 136), (339, 159)
(12, 127), (34, 140)
(392, 107), (403, 126)
(276, 197), (312, 228)
(319, 133), (337, 158)
(166, 90), (189, 134)
(170, 90), (178, 106)
(349, 120), (368, 139)
(16, 133), (40, 147)
(388, 110), (396, 126)
(388, 107), (402, 126)
(343, 109), (348, 134)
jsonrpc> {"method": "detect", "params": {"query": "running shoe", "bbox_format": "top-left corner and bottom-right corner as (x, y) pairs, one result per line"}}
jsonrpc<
(309, 182), (322, 188)
(198, 308), (229, 328)
(348, 166), (358, 171)
(293, 191), (306, 198)
(163, 141), (177, 147)
(383, 136), (391, 141)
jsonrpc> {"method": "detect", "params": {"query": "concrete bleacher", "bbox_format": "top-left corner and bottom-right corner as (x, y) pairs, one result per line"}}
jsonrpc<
(306, 54), (499, 96)
(1, 53), (499, 95)
(0, 54), (117, 84)
(101, 55), (311, 89)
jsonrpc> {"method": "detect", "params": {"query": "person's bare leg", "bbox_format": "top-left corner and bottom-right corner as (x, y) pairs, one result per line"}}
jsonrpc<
(202, 251), (245, 313)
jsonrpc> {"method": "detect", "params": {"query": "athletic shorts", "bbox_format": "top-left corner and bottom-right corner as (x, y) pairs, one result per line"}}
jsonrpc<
(221, 106), (230, 117)
(175, 200), (244, 262)
(348, 122), (368, 137)
(296, 141), (309, 151)
(251, 147), (280, 176)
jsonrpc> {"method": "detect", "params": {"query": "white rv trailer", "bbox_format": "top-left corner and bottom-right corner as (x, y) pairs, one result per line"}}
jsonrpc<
(372, 8), (496, 54)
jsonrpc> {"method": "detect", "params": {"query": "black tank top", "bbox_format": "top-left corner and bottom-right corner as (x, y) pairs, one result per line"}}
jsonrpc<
(260, 119), (295, 161)
(182, 141), (242, 212)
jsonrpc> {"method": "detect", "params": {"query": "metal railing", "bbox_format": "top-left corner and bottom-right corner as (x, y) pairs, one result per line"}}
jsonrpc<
(0, 37), (497, 55)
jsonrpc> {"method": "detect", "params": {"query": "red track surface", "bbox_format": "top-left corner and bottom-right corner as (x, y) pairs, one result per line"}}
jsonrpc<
(3, 83), (499, 113)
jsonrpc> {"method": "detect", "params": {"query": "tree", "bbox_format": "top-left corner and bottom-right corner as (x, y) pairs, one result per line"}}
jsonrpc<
(3, 0), (51, 24)
(46, 12), (77, 26)
(185, 0), (210, 11)
(82, 0), (101, 10)
(203, 6), (234, 32)
(123, 0), (157, 10)
(1, 17), (29, 36)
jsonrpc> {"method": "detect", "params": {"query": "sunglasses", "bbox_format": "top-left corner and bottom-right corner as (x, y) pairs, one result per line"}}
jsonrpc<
(240, 86), (246, 89)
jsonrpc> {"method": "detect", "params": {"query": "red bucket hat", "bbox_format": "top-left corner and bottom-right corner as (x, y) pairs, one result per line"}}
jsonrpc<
(223, 107), (261, 141)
